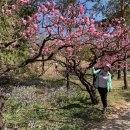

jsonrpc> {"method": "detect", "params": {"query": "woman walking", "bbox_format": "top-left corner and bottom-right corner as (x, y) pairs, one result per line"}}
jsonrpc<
(92, 63), (112, 114)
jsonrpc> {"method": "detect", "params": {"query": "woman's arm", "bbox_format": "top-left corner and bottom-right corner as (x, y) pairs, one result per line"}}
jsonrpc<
(108, 74), (112, 90)
(92, 67), (101, 75)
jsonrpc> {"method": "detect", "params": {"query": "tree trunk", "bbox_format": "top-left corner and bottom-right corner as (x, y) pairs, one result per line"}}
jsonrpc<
(123, 63), (128, 89)
(80, 77), (98, 104)
(0, 91), (5, 129)
(117, 1), (122, 80)
(3, 121), (8, 130)
(117, 58), (121, 79)
(66, 68), (70, 91)
(117, 70), (121, 79)
(123, 46), (128, 89)
(66, 59), (70, 91)
(76, 72), (99, 104)
(42, 55), (45, 74)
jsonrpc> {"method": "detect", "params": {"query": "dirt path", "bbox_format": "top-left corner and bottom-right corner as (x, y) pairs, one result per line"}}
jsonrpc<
(87, 102), (130, 130)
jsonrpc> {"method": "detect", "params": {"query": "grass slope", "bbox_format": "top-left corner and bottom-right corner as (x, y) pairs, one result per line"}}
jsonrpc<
(1, 75), (130, 130)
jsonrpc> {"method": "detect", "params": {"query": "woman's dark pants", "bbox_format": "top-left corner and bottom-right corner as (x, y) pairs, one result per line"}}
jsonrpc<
(98, 87), (108, 108)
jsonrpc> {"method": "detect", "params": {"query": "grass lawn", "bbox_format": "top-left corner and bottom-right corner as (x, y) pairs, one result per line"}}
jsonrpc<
(1, 74), (130, 130)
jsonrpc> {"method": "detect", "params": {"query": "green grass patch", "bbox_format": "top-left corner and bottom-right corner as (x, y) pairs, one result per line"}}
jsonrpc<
(2, 76), (130, 130)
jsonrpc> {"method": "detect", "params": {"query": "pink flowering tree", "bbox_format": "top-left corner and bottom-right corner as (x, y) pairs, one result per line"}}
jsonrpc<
(0, 0), (78, 127)
(0, 0), (130, 95)
(0, 1), (130, 128)
(0, 0), (74, 75)
(51, 16), (130, 103)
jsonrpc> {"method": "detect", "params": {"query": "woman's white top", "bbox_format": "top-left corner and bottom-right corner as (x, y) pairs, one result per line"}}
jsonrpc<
(98, 71), (108, 88)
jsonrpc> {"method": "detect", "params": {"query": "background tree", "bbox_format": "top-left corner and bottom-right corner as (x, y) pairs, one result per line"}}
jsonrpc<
(0, 1), (130, 128)
(90, 0), (130, 88)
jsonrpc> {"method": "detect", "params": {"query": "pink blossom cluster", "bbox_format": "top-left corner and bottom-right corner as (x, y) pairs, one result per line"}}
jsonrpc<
(20, 0), (30, 4)
(3, 1), (130, 69)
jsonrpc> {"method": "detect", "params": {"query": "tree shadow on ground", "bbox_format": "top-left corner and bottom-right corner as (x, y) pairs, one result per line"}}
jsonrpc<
(0, 76), (66, 92)
(61, 103), (84, 109)
(56, 100), (104, 126)
(120, 90), (130, 102)
(47, 103), (105, 130)
(85, 110), (130, 130)
(71, 105), (103, 122)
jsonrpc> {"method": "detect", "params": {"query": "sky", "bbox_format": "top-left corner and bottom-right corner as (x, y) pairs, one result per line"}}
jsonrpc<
(80, 0), (109, 21)
(37, 0), (110, 43)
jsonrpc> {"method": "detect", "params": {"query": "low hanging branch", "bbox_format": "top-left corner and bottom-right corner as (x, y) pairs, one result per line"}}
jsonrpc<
(0, 43), (73, 75)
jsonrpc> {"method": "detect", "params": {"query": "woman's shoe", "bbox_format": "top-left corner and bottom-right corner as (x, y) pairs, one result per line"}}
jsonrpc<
(102, 107), (107, 114)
